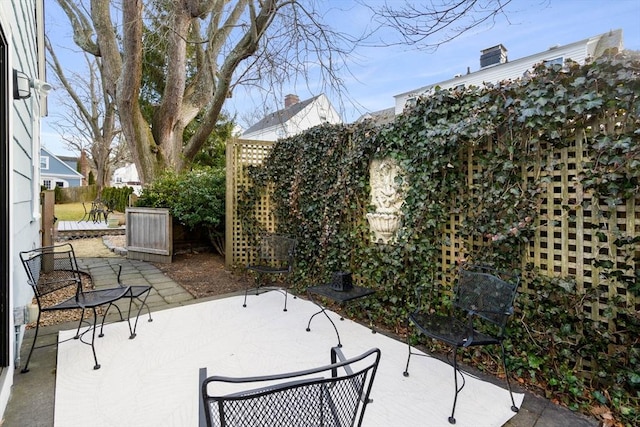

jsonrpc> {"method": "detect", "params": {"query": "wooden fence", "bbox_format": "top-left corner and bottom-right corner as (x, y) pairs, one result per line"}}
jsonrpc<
(126, 207), (172, 263)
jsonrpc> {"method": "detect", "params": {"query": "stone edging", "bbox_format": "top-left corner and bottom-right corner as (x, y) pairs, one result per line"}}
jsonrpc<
(102, 236), (128, 256)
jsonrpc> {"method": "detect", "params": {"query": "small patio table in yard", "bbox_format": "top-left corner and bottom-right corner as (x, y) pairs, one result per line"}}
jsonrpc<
(305, 283), (376, 348)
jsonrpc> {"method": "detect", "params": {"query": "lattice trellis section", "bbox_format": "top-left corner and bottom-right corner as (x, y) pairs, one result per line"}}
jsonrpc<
(228, 131), (639, 352)
(440, 128), (638, 372)
(527, 131), (638, 320)
(226, 139), (275, 268)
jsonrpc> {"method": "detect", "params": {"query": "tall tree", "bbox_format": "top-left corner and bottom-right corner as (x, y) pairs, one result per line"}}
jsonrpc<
(45, 36), (126, 191)
(56, 0), (354, 183)
(56, 0), (514, 184)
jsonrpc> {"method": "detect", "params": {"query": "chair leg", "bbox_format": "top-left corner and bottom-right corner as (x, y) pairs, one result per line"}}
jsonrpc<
(20, 313), (42, 373)
(137, 292), (154, 323)
(98, 302), (124, 338)
(89, 308), (100, 370)
(282, 275), (288, 312)
(449, 347), (461, 424)
(403, 318), (412, 377)
(127, 289), (153, 339)
(74, 309), (87, 339)
(243, 274), (262, 308)
(500, 342), (519, 413)
(243, 273), (289, 311)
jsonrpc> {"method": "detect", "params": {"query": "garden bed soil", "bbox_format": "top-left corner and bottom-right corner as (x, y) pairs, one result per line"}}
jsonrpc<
(152, 250), (250, 298)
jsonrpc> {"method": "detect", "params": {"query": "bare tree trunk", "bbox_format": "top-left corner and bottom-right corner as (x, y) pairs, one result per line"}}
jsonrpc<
(45, 34), (123, 193)
(91, 0), (161, 183)
(56, 0), (352, 182)
(55, 0), (500, 183)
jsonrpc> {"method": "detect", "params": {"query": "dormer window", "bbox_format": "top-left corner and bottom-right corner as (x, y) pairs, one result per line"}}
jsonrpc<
(543, 57), (563, 68)
(40, 156), (49, 170)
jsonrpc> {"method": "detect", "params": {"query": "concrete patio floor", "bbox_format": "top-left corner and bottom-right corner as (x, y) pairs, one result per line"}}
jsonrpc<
(2, 257), (598, 427)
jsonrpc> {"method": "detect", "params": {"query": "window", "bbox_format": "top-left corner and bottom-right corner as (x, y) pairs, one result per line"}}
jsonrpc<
(43, 179), (51, 189)
(543, 57), (563, 68)
(55, 181), (64, 188)
(405, 96), (418, 109)
(40, 156), (49, 169)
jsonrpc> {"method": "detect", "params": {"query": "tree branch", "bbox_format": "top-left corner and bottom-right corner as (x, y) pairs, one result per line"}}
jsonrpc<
(365, 0), (514, 51)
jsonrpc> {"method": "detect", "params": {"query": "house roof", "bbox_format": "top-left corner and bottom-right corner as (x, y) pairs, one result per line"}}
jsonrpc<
(57, 155), (79, 163)
(41, 147), (83, 178)
(243, 95), (322, 134)
(356, 107), (396, 125)
(394, 29), (624, 99)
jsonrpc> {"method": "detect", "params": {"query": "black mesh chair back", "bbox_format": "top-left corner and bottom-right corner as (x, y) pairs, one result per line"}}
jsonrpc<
(244, 234), (297, 311)
(455, 266), (518, 333)
(202, 347), (381, 427)
(21, 245), (82, 302)
(19, 243), (133, 371)
(255, 234), (296, 270)
(403, 264), (520, 424)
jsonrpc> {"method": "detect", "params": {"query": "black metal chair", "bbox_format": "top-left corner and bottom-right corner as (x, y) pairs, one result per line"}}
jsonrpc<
(91, 199), (109, 223)
(403, 264), (520, 424)
(201, 347), (381, 427)
(244, 234), (297, 311)
(20, 243), (136, 371)
(78, 202), (97, 222)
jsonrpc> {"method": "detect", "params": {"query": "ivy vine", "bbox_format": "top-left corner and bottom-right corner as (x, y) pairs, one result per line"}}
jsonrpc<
(240, 51), (639, 425)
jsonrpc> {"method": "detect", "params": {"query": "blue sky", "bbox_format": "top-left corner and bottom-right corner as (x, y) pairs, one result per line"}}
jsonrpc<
(43, 0), (640, 157)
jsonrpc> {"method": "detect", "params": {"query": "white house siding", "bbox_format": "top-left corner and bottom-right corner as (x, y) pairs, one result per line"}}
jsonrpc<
(0, 0), (45, 419)
(394, 30), (623, 114)
(287, 95), (341, 135)
(112, 163), (142, 195)
(242, 94), (341, 141)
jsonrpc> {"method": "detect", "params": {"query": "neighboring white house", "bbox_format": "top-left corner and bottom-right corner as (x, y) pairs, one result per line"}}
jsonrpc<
(242, 94), (342, 141)
(1, 0), (48, 418)
(111, 163), (143, 195)
(356, 107), (396, 125)
(39, 147), (84, 189)
(393, 29), (624, 115)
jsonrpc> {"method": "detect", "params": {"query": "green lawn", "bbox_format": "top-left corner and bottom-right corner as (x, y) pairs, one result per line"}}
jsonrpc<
(55, 202), (86, 221)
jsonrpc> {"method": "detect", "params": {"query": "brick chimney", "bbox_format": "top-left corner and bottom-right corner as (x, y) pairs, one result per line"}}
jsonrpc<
(284, 94), (300, 108)
(480, 44), (508, 68)
(79, 149), (89, 186)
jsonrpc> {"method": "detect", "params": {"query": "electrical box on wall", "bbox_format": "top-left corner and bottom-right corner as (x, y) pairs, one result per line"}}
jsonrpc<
(13, 306), (26, 325)
(13, 305), (34, 325)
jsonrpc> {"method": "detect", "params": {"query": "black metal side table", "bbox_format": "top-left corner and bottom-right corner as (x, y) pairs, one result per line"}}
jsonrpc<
(306, 284), (376, 347)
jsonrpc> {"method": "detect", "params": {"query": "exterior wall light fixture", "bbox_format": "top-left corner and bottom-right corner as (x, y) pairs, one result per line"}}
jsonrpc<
(13, 69), (31, 100)
(13, 69), (53, 100)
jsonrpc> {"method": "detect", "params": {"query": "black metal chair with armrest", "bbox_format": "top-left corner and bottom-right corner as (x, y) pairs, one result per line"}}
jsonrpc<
(201, 347), (381, 427)
(244, 233), (297, 312)
(91, 199), (109, 223)
(20, 243), (135, 371)
(403, 264), (520, 424)
(78, 202), (97, 222)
